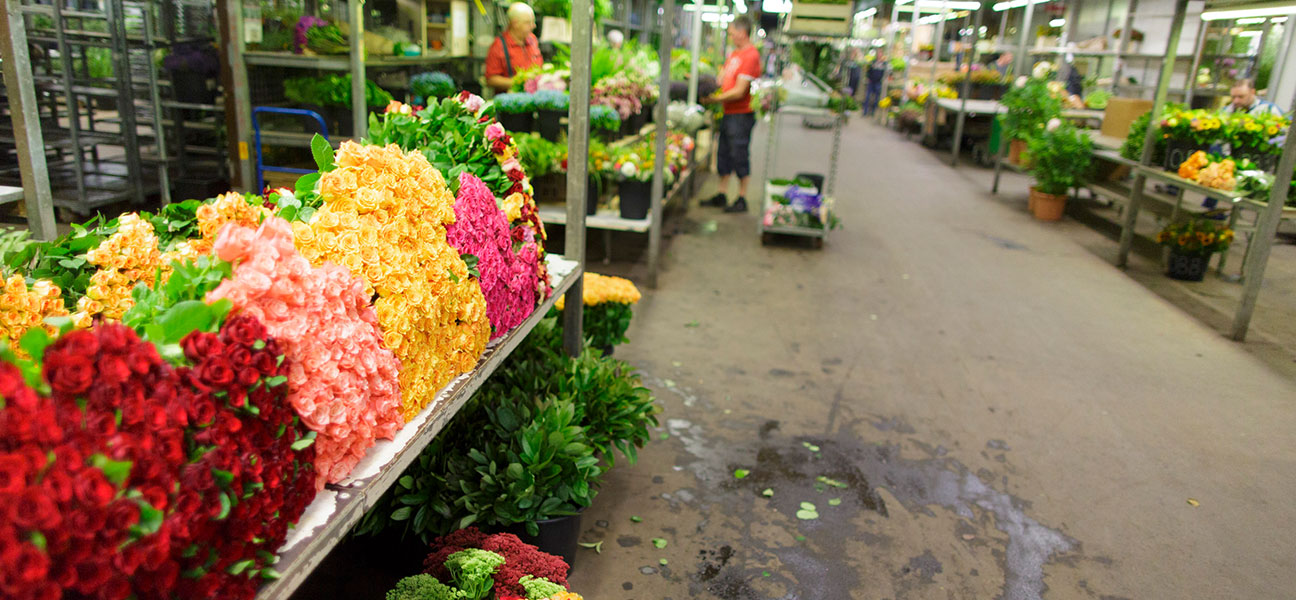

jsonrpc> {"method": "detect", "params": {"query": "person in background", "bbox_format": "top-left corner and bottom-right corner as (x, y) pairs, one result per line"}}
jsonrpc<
(990, 51), (1014, 78)
(845, 49), (863, 100)
(863, 55), (886, 116)
(701, 15), (761, 213)
(485, 3), (543, 93)
(1223, 78), (1284, 116)
(607, 29), (625, 50)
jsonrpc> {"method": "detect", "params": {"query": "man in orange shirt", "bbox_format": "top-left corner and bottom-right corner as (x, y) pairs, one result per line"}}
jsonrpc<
(485, 3), (543, 93)
(701, 15), (761, 213)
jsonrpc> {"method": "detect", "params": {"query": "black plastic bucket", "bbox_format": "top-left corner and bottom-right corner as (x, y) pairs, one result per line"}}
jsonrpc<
(619, 180), (651, 219)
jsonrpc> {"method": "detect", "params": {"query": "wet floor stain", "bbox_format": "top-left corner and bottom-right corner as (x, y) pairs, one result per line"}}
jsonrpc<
(669, 415), (1077, 600)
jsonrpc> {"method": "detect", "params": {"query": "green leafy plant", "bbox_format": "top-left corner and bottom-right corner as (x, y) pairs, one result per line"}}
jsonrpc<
(493, 92), (536, 115)
(283, 74), (393, 108)
(1026, 123), (1093, 195)
(143, 199), (203, 249)
(386, 574), (465, 600)
(119, 255), (234, 353)
(366, 97), (511, 197)
(514, 133), (565, 179)
(444, 549), (505, 600)
(1000, 78), (1062, 141)
(1084, 89), (1112, 110)
(581, 302), (632, 350)
(305, 23), (348, 54)
(550, 347), (657, 468)
(3, 220), (111, 310)
(590, 105), (621, 132)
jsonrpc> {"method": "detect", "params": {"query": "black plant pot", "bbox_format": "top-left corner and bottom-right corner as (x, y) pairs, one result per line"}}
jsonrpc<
(619, 180), (650, 220)
(596, 127), (620, 143)
(587, 175), (600, 216)
(170, 70), (217, 105)
(623, 110), (648, 135)
(538, 109), (565, 142)
(498, 111), (534, 134)
(1167, 251), (1210, 281)
(506, 513), (584, 567)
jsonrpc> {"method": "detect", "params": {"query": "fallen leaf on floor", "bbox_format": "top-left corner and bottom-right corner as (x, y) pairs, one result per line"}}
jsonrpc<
(813, 483), (826, 493)
(660, 558), (669, 566)
(800, 501), (816, 510)
(1187, 498), (1200, 507)
(685, 320), (700, 328)
(578, 541), (603, 554)
(672, 361), (682, 367)
(902, 274), (910, 280)
(733, 468), (750, 479)
(962, 534), (975, 540)
(802, 442), (820, 452)
(630, 515), (642, 523)
(664, 379), (676, 388)
(795, 535), (806, 541)
(660, 433), (670, 440)
(652, 538), (668, 549)
(816, 476), (848, 489)
(869, 314), (878, 321)
(796, 509), (819, 520)
(723, 409), (732, 414)
(762, 571), (771, 577)
(761, 488), (774, 497)
(828, 498), (841, 506)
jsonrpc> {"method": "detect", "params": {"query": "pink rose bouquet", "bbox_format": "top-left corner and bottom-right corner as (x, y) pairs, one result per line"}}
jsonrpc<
(448, 173), (540, 338)
(207, 217), (404, 487)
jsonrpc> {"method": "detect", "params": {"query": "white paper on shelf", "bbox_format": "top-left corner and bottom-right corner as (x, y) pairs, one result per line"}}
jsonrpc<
(278, 490), (339, 553)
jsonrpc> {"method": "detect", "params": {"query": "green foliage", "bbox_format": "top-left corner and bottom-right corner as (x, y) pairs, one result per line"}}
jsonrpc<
(144, 199), (203, 249)
(826, 94), (861, 114)
(0, 229), (33, 275)
(1084, 89), (1112, 110)
(444, 549), (505, 600)
(3, 219), (111, 311)
(514, 133), (565, 179)
(670, 49), (716, 81)
(519, 576), (565, 600)
(305, 23), (348, 54)
(386, 574), (465, 600)
(581, 302), (632, 349)
(493, 92), (536, 115)
(1026, 124), (1093, 195)
(551, 345), (657, 468)
(790, 42), (844, 89)
(120, 256), (233, 353)
(999, 78), (1061, 141)
(1157, 218), (1235, 256)
(366, 97), (510, 197)
(590, 105), (621, 132)
(1119, 105), (1177, 163)
(531, 0), (611, 22)
(412, 72), (457, 100)
(283, 74), (393, 108)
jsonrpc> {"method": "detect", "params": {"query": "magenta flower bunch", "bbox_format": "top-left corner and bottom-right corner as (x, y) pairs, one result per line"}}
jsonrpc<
(448, 173), (540, 339)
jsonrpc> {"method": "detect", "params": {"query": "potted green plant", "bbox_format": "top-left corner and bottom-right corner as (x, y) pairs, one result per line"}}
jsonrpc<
(283, 74), (393, 136)
(612, 143), (653, 220)
(532, 90), (569, 142)
(1000, 77), (1062, 165)
(410, 71), (456, 104)
(1025, 120), (1092, 221)
(493, 92), (536, 133)
(1156, 218), (1235, 281)
(590, 104), (622, 142)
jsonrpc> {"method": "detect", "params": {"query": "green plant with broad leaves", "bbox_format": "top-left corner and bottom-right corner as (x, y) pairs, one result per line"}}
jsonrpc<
(1000, 77), (1061, 142)
(2, 219), (113, 311)
(367, 97), (513, 197)
(514, 133), (565, 179)
(119, 255), (234, 354)
(579, 302), (633, 350)
(1027, 123), (1093, 195)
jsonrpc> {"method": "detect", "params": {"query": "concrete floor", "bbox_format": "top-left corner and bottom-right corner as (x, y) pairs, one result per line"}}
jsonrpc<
(564, 117), (1296, 599)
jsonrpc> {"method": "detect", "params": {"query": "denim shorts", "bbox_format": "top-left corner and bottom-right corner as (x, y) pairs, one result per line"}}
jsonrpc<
(717, 112), (757, 178)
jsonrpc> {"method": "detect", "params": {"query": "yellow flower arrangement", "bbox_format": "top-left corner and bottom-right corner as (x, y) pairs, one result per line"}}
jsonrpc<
(878, 96), (892, 109)
(0, 275), (69, 345)
(556, 273), (641, 310)
(294, 141), (490, 420)
(71, 213), (164, 326)
(193, 191), (271, 254)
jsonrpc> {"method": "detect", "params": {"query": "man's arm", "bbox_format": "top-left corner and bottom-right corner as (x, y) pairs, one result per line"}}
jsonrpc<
(487, 75), (514, 93)
(707, 78), (751, 104)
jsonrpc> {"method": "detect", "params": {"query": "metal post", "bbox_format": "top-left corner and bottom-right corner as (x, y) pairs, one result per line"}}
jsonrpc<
(930, 1), (949, 85)
(0, 0), (57, 240)
(1186, 16), (1208, 106)
(1232, 114), (1296, 340)
(217, 0), (254, 190)
(952, 6), (983, 167)
(688, 6), (703, 106)
(1117, 0), (1188, 268)
(350, 0), (367, 139)
(1014, 0), (1035, 78)
(563, 0), (593, 357)
(1111, 0), (1136, 94)
(649, 0), (673, 289)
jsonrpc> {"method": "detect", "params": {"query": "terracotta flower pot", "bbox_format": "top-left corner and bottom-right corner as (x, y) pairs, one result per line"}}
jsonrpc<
(1009, 138), (1029, 166)
(1029, 187), (1067, 221)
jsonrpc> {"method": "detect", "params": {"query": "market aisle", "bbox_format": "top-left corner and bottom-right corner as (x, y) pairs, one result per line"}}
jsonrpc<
(567, 116), (1296, 599)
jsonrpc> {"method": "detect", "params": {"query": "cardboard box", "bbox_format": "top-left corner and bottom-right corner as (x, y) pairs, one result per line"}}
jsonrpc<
(1101, 97), (1154, 140)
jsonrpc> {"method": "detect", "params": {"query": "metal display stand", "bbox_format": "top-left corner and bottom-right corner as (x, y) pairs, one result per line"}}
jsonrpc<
(758, 103), (841, 248)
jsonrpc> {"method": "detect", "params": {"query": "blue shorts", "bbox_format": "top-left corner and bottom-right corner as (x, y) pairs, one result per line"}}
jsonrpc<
(717, 112), (756, 178)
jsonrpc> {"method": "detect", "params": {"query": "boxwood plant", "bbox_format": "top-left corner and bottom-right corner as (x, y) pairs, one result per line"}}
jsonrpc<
(493, 92), (536, 115)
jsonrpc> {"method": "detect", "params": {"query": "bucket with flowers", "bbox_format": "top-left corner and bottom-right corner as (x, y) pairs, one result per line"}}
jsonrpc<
(612, 144), (655, 220)
(1156, 218), (1234, 281)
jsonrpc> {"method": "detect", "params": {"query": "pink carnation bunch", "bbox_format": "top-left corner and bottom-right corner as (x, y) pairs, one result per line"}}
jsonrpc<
(207, 217), (404, 487)
(448, 173), (538, 338)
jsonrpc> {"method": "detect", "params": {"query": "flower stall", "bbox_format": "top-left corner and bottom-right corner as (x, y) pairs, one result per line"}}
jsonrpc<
(0, 91), (586, 600)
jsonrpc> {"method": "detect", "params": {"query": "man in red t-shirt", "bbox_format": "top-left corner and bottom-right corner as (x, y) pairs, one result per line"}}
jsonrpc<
(485, 3), (543, 93)
(701, 15), (761, 213)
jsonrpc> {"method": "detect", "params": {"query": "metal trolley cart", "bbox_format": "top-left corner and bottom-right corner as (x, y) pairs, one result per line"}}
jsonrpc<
(758, 103), (842, 249)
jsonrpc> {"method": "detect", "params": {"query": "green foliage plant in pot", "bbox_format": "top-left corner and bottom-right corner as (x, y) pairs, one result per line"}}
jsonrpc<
(532, 90), (570, 142)
(1026, 120), (1092, 221)
(493, 92), (537, 134)
(1000, 77), (1062, 165)
(411, 71), (456, 103)
(590, 105), (622, 141)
